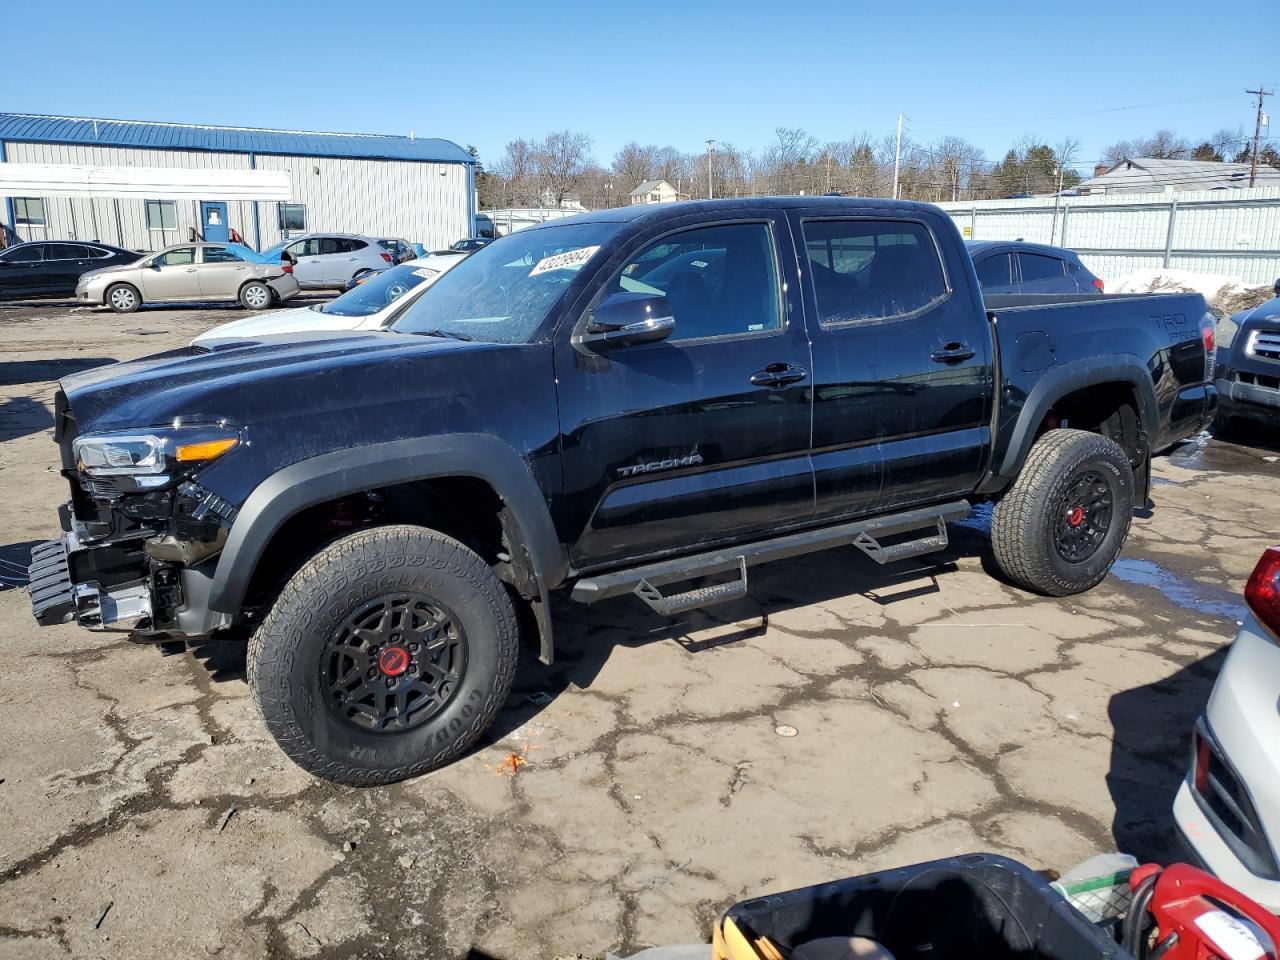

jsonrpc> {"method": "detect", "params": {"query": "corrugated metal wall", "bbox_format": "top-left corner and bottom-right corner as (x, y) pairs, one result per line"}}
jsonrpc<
(2, 140), (468, 253)
(938, 187), (1280, 285)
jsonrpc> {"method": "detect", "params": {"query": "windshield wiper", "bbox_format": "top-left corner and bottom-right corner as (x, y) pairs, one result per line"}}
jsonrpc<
(415, 329), (474, 342)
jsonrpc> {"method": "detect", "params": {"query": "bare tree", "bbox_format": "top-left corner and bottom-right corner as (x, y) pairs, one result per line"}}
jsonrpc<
(611, 142), (656, 197)
(532, 131), (593, 206)
(761, 127), (819, 194)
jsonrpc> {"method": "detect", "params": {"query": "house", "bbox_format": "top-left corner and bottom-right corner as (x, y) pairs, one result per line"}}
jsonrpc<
(628, 179), (689, 205)
(0, 112), (477, 251)
(1073, 157), (1280, 196)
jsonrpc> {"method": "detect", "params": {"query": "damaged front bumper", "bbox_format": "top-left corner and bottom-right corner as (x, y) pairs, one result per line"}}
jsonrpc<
(27, 530), (156, 632)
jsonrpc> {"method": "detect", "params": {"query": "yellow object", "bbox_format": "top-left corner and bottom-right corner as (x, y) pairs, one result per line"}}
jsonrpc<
(175, 436), (238, 462)
(715, 916), (787, 960)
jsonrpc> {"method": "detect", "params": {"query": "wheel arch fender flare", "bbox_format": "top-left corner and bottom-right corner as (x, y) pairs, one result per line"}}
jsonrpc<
(995, 356), (1160, 482)
(206, 434), (567, 622)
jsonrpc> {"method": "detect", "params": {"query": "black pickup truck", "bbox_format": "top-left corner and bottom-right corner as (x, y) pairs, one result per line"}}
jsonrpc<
(28, 198), (1216, 784)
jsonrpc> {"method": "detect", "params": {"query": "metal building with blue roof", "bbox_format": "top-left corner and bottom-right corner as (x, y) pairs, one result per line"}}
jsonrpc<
(0, 112), (477, 253)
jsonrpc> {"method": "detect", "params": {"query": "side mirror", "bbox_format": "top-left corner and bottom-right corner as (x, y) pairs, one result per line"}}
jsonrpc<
(1273, 277), (1279, 297)
(584, 292), (675, 348)
(283, 251), (299, 265)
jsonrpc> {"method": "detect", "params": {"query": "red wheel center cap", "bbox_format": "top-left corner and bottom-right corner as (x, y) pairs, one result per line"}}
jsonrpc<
(1066, 506), (1085, 527)
(378, 646), (410, 677)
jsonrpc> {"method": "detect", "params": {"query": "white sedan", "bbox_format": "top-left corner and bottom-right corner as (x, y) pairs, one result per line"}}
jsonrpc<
(191, 253), (466, 347)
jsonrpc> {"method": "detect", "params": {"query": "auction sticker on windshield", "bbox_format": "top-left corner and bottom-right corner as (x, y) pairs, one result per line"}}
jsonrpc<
(529, 246), (600, 277)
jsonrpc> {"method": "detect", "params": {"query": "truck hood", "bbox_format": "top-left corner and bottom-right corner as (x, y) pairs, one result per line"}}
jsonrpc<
(191, 305), (368, 346)
(60, 330), (477, 432)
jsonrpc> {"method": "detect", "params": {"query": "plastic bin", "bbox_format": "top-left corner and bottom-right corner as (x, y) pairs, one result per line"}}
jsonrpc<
(715, 853), (1130, 960)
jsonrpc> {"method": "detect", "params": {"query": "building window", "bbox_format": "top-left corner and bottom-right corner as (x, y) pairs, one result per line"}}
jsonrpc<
(14, 197), (45, 225)
(145, 200), (177, 231)
(278, 203), (306, 233)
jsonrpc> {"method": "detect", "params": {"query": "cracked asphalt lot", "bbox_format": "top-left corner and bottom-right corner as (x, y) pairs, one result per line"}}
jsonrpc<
(1, 301), (1278, 958)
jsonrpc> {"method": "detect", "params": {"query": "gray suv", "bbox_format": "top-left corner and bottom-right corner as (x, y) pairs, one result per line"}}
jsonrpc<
(264, 234), (391, 290)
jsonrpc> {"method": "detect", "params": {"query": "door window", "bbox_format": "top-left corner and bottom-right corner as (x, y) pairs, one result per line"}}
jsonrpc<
(604, 222), (781, 342)
(152, 247), (196, 267)
(319, 237), (343, 255)
(201, 246), (243, 263)
(287, 239), (319, 257)
(974, 253), (1013, 289)
(802, 219), (947, 324)
(45, 243), (82, 261)
(1, 245), (42, 263)
(1018, 253), (1066, 282)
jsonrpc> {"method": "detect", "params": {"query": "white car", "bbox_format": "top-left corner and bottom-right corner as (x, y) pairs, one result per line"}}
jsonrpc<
(260, 233), (395, 290)
(191, 255), (464, 347)
(1174, 546), (1280, 912)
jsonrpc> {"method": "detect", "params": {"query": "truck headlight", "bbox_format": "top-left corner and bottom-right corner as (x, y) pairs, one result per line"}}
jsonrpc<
(73, 426), (240, 485)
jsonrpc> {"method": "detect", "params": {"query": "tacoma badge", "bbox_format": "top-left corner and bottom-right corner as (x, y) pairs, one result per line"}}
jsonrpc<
(617, 453), (704, 478)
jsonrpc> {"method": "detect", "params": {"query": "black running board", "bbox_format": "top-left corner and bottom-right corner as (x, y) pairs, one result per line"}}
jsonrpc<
(570, 500), (970, 607)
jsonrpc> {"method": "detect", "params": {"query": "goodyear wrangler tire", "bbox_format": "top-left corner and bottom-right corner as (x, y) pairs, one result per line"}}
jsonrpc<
(248, 525), (519, 785)
(991, 428), (1134, 597)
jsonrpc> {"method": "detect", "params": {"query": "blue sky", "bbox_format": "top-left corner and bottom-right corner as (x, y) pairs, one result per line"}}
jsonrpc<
(6, 0), (1278, 173)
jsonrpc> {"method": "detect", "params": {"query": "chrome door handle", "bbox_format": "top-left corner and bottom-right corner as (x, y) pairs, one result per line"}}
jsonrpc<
(184, 268), (197, 272)
(750, 362), (808, 388)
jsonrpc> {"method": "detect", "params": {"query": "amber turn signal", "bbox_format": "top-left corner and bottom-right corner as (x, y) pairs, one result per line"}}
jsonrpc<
(174, 436), (239, 462)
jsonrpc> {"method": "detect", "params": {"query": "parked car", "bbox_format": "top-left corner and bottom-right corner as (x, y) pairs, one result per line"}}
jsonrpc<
(29, 197), (1216, 785)
(192, 257), (463, 347)
(260, 234), (391, 290)
(1213, 280), (1280, 430)
(343, 251), (466, 291)
(449, 238), (492, 253)
(1173, 547), (1280, 911)
(0, 241), (141, 300)
(377, 238), (416, 264)
(967, 241), (1104, 295)
(76, 242), (299, 312)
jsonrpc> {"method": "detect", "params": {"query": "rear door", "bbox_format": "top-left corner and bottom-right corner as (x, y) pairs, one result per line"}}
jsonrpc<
(791, 210), (993, 517)
(1016, 252), (1071, 294)
(554, 213), (814, 569)
(43, 243), (86, 294)
(197, 245), (251, 298)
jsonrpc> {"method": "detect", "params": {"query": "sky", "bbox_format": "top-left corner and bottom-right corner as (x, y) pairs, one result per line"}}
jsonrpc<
(6, 0), (1278, 175)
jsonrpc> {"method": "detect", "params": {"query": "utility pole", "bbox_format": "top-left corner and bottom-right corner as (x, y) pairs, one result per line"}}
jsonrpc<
(705, 139), (716, 200)
(892, 112), (903, 200)
(1247, 87), (1272, 187)
(1049, 165), (1065, 244)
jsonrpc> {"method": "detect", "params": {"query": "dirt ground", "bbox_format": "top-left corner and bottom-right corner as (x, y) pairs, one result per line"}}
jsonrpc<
(1, 299), (1277, 959)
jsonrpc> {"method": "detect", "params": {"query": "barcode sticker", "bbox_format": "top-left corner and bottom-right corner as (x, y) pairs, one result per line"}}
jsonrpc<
(529, 246), (600, 277)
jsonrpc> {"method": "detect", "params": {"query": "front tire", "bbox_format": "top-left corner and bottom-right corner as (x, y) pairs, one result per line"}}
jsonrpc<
(248, 525), (519, 785)
(991, 429), (1134, 596)
(239, 281), (272, 310)
(106, 282), (140, 313)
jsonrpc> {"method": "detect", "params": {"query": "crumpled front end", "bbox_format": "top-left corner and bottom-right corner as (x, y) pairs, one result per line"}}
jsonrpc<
(26, 388), (241, 638)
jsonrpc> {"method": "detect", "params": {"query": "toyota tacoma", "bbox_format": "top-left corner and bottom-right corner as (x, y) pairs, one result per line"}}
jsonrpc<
(28, 197), (1216, 784)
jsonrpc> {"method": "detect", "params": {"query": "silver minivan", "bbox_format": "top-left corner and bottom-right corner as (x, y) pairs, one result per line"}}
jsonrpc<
(263, 234), (391, 290)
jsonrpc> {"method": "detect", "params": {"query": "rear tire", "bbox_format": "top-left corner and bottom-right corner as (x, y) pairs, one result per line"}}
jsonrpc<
(106, 282), (140, 313)
(248, 525), (519, 785)
(239, 281), (271, 310)
(991, 428), (1134, 596)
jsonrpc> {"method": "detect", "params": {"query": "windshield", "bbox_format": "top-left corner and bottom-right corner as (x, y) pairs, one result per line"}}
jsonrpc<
(392, 221), (620, 343)
(319, 263), (437, 317)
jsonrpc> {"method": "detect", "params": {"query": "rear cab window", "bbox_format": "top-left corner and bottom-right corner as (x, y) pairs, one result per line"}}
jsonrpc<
(801, 219), (948, 324)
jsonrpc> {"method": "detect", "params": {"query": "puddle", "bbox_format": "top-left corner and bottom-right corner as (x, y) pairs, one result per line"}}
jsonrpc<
(1167, 430), (1280, 475)
(1150, 476), (1180, 487)
(1110, 558), (1245, 622)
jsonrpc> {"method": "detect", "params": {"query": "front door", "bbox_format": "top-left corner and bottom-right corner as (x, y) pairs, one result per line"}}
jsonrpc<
(791, 211), (992, 517)
(288, 238), (326, 287)
(200, 202), (229, 243)
(141, 246), (200, 301)
(554, 214), (814, 571)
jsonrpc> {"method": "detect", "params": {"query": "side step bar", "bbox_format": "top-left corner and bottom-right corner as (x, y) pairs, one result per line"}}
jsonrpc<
(570, 500), (970, 609)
